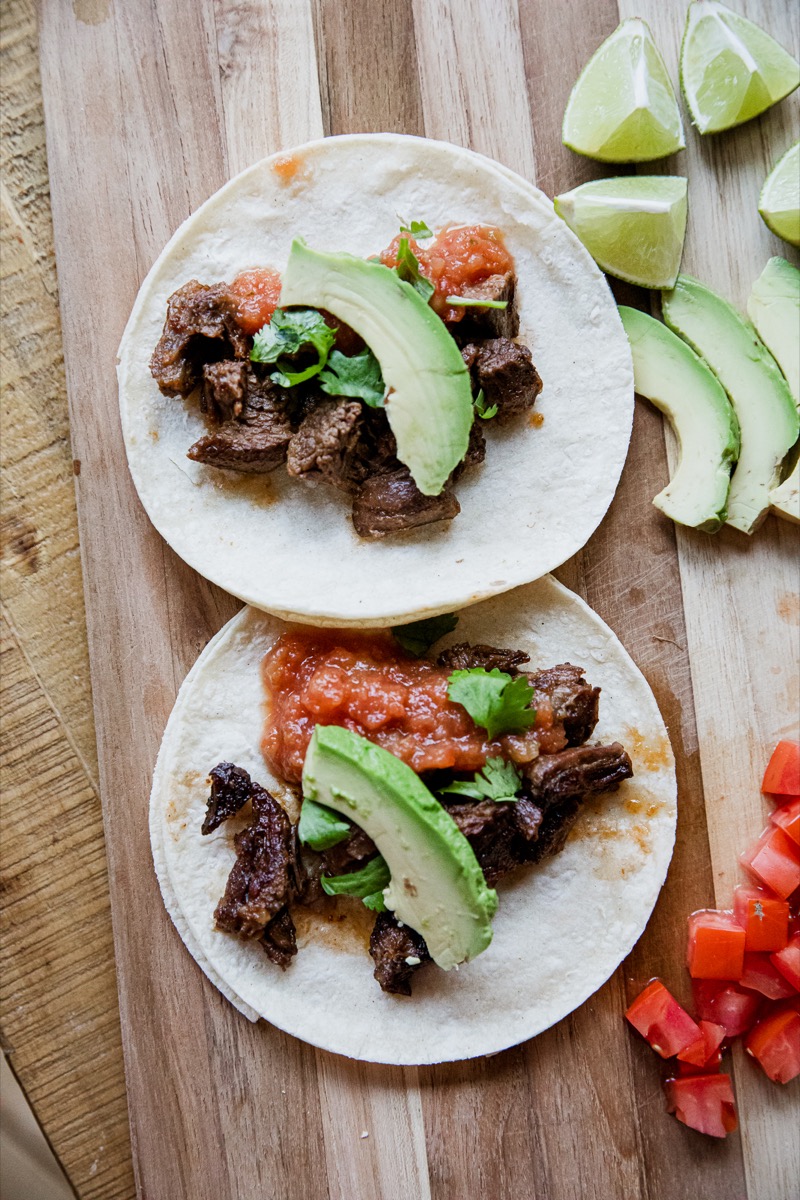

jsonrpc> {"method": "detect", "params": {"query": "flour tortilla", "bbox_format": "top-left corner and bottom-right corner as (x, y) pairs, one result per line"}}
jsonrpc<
(119, 134), (633, 626)
(151, 577), (676, 1064)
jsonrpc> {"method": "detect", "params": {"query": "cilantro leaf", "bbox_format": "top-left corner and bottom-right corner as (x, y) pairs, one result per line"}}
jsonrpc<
(445, 295), (509, 310)
(395, 237), (435, 302)
(441, 757), (522, 803)
(319, 348), (386, 406)
(321, 855), (390, 912)
(251, 307), (336, 387)
(399, 218), (434, 240)
(447, 668), (536, 740)
(392, 612), (458, 658)
(474, 389), (498, 421)
(298, 797), (351, 851)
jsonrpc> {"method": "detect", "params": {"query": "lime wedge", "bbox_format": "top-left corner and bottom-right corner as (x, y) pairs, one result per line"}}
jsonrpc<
(554, 177), (688, 289)
(562, 19), (685, 162)
(680, 1), (800, 134)
(759, 143), (800, 247)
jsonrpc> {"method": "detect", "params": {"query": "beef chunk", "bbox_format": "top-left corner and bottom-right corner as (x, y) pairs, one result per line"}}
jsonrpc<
(150, 281), (249, 397)
(214, 782), (306, 939)
(445, 798), (544, 886)
(451, 418), (487, 481)
(287, 398), (364, 492)
(187, 373), (293, 473)
(524, 743), (633, 806)
(462, 338), (542, 423)
(448, 273), (519, 341)
(529, 663), (600, 747)
(527, 799), (581, 863)
(369, 911), (431, 996)
(318, 825), (377, 876)
(201, 762), (253, 835)
(352, 468), (460, 538)
(202, 360), (247, 423)
(260, 907), (297, 969)
(436, 642), (530, 674)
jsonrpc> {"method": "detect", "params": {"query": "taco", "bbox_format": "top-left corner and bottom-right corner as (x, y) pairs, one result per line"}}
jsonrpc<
(119, 134), (633, 625)
(151, 577), (676, 1064)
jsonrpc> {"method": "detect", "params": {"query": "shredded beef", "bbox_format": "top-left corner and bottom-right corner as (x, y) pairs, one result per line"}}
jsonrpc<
(462, 338), (542, 423)
(436, 642), (531, 674)
(201, 762), (253, 835)
(445, 797), (544, 886)
(187, 373), (293, 473)
(214, 781), (306, 939)
(448, 272), (519, 341)
(260, 906), (298, 968)
(529, 664), (600, 747)
(201, 360), (247, 423)
(369, 911), (431, 995)
(524, 742), (633, 805)
(352, 468), (460, 538)
(150, 281), (249, 397)
(287, 398), (365, 492)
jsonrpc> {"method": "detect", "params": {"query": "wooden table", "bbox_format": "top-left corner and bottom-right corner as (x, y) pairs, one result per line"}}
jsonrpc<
(1, 2), (797, 1197)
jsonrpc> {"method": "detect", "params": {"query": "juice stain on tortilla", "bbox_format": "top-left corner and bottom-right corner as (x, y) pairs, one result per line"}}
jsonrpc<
(215, 474), (277, 506)
(294, 896), (374, 954)
(272, 153), (304, 183)
(529, 411), (544, 428)
(623, 728), (672, 772)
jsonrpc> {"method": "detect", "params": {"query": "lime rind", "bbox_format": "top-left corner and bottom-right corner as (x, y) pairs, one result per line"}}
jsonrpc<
(759, 143), (800, 248)
(680, 1), (800, 134)
(554, 177), (688, 289)
(563, 18), (685, 162)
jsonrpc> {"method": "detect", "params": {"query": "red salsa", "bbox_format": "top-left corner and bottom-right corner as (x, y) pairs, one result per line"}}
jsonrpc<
(262, 631), (562, 784)
(380, 224), (514, 323)
(229, 268), (283, 335)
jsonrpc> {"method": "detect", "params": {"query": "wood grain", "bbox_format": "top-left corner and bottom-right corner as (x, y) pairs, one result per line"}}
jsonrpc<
(2, 0), (794, 1195)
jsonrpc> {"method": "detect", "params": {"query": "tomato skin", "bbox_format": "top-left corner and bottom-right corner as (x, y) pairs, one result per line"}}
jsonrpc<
(687, 910), (746, 979)
(733, 885), (789, 952)
(677, 1020), (726, 1067)
(664, 1073), (738, 1138)
(625, 979), (701, 1058)
(745, 1005), (800, 1084)
(771, 934), (800, 992)
(692, 980), (761, 1038)
(762, 741), (800, 798)
(771, 797), (800, 847)
(739, 952), (797, 999)
(740, 825), (800, 900)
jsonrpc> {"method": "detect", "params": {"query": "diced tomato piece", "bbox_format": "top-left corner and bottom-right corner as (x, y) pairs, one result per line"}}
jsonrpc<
(745, 1006), (800, 1083)
(228, 268), (282, 335)
(762, 741), (800, 799)
(664, 1073), (738, 1137)
(733, 885), (789, 952)
(625, 979), (701, 1058)
(771, 934), (800, 992)
(740, 825), (800, 900)
(677, 1049), (723, 1076)
(771, 797), (800, 847)
(692, 980), (762, 1038)
(677, 1020), (726, 1067)
(687, 910), (746, 979)
(739, 952), (797, 999)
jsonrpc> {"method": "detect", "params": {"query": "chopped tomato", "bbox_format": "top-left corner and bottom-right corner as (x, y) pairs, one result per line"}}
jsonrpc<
(739, 952), (797, 999)
(745, 1005), (800, 1083)
(771, 796), (800, 846)
(677, 1020), (726, 1067)
(625, 979), (701, 1058)
(771, 934), (800, 992)
(228, 268), (282, 335)
(692, 980), (761, 1038)
(687, 910), (745, 979)
(677, 1049), (723, 1076)
(762, 740), (800, 799)
(664, 1074), (737, 1138)
(740, 825), (800, 900)
(733, 885), (789, 952)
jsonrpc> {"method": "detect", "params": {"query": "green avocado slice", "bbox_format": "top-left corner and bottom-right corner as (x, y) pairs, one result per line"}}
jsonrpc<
(662, 274), (799, 535)
(747, 257), (800, 407)
(301, 725), (498, 970)
(280, 239), (473, 496)
(619, 306), (739, 532)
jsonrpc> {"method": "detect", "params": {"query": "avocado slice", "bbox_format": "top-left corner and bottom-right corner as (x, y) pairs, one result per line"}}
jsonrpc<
(619, 306), (739, 531)
(747, 258), (800, 406)
(301, 725), (498, 970)
(770, 458), (800, 524)
(662, 275), (799, 535)
(280, 239), (473, 496)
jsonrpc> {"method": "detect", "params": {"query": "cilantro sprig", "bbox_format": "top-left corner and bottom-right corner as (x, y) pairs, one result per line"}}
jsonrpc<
(441, 757), (522, 803)
(445, 295), (509, 310)
(399, 218), (433, 240)
(321, 855), (390, 912)
(298, 797), (351, 851)
(319, 348), (386, 407)
(474, 389), (498, 421)
(251, 307), (336, 387)
(392, 613), (458, 658)
(395, 237), (435, 302)
(447, 668), (536, 741)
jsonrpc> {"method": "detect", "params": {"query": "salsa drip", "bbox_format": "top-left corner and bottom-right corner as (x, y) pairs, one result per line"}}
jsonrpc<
(380, 225), (514, 322)
(261, 630), (562, 785)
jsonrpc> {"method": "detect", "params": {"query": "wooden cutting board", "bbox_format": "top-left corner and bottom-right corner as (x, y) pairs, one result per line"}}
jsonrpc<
(38, 1), (799, 1196)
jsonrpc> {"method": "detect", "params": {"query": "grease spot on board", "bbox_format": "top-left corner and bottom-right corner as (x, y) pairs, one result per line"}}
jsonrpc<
(73, 0), (111, 24)
(777, 592), (799, 627)
(294, 895), (374, 954)
(0, 513), (39, 575)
